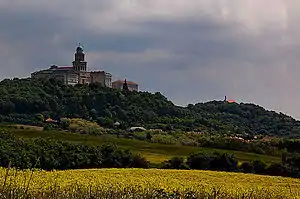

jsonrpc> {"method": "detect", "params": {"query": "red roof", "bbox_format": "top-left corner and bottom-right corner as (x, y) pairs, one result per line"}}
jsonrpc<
(113, 80), (137, 85)
(45, 118), (54, 122)
(227, 100), (236, 103)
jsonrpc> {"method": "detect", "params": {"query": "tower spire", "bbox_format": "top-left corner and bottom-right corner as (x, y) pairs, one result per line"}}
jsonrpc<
(123, 79), (129, 91)
(78, 42), (83, 48)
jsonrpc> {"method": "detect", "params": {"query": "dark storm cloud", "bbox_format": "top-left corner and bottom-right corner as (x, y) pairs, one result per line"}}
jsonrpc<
(1, 0), (300, 119)
(0, 9), (75, 77)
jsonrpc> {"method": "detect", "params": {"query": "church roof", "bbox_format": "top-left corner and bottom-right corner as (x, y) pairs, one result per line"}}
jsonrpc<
(55, 66), (74, 70)
(58, 66), (73, 69)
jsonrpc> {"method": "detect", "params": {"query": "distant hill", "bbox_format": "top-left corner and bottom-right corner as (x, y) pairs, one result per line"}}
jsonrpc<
(0, 78), (300, 138)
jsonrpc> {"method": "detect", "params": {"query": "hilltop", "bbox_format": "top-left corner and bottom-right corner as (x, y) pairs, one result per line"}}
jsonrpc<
(0, 78), (300, 138)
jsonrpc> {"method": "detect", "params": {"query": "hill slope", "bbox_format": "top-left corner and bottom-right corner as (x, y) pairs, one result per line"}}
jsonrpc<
(0, 78), (300, 137)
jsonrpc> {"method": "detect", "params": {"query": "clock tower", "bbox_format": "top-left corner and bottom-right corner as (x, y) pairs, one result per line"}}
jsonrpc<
(72, 44), (87, 71)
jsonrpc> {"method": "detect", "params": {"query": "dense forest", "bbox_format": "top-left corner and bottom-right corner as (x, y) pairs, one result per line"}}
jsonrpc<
(0, 78), (300, 138)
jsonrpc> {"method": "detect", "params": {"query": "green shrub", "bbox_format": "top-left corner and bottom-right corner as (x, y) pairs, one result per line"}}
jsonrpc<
(162, 157), (189, 170)
(67, 118), (105, 135)
(178, 136), (198, 146)
(150, 134), (178, 145)
(186, 152), (238, 171)
(133, 131), (147, 141)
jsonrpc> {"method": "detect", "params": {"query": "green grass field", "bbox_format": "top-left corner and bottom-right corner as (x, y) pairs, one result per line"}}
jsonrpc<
(2, 126), (281, 164)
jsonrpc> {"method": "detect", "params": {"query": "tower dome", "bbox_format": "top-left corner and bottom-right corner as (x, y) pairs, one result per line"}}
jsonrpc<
(76, 44), (84, 53)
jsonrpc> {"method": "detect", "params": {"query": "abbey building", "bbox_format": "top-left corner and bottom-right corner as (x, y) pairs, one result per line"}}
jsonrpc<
(31, 45), (115, 88)
(31, 44), (139, 91)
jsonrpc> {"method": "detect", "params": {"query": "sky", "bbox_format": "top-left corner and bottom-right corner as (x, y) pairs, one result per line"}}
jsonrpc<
(1, 0), (300, 119)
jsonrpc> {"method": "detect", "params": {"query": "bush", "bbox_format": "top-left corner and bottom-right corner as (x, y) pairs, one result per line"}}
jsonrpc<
(210, 153), (238, 172)
(43, 124), (56, 131)
(133, 131), (147, 141)
(266, 163), (288, 177)
(150, 134), (178, 145)
(162, 157), (189, 170)
(240, 162), (254, 173)
(178, 136), (198, 146)
(186, 152), (214, 170)
(67, 118), (105, 135)
(60, 118), (70, 129)
(252, 160), (267, 174)
(186, 152), (238, 171)
(130, 154), (149, 168)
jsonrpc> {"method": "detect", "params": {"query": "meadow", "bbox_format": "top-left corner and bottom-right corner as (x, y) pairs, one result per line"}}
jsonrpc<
(1, 167), (300, 199)
(8, 127), (281, 164)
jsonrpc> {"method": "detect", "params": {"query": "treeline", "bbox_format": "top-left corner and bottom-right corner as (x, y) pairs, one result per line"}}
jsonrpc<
(30, 116), (299, 157)
(45, 118), (280, 155)
(162, 152), (300, 178)
(1, 131), (300, 179)
(0, 78), (300, 137)
(125, 130), (281, 155)
(0, 132), (148, 170)
(41, 120), (289, 157)
(44, 117), (300, 157)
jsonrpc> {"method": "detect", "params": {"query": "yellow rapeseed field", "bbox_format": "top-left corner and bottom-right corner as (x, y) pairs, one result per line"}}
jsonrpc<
(1, 167), (300, 199)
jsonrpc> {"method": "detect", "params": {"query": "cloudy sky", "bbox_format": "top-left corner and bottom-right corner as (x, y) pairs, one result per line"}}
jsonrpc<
(1, 0), (300, 118)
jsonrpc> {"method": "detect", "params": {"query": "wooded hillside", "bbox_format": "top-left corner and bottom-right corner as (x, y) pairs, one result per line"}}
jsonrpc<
(0, 78), (299, 137)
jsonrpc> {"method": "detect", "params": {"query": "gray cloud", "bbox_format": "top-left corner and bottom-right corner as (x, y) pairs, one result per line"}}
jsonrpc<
(0, 0), (300, 119)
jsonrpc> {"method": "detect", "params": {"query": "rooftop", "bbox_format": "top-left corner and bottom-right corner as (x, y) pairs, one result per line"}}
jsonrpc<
(91, 70), (104, 72)
(58, 66), (73, 68)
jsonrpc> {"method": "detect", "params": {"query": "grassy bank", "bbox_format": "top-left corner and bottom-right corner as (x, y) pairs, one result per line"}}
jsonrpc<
(6, 127), (281, 164)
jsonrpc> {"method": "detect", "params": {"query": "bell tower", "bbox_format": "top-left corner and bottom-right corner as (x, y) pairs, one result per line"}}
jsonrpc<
(72, 43), (87, 71)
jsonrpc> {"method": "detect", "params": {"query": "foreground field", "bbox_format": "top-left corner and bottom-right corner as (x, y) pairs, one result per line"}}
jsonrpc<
(1, 168), (300, 199)
(8, 128), (281, 164)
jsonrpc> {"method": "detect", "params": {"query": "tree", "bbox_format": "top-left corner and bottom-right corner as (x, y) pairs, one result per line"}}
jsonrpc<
(267, 163), (288, 177)
(146, 132), (152, 140)
(240, 162), (254, 173)
(162, 157), (188, 169)
(252, 160), (267, 174)
(186, 152), (212, 170)
(210, 153), (238, 171)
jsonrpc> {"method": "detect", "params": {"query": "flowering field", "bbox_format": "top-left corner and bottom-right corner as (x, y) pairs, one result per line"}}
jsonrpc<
(1, 168), (300, 199)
